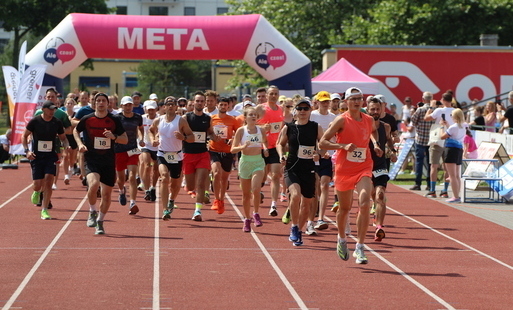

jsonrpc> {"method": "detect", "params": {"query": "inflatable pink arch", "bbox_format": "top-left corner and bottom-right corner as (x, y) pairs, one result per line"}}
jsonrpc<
(25, 13), (312, 95)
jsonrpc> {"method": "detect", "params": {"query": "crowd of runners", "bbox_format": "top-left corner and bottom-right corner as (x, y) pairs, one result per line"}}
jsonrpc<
(18, 84), (482, 264)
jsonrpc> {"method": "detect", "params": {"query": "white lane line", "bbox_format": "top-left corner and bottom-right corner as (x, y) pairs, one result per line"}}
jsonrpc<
(2, 195), (88, 310)
(153, 194), (160, 310)
(226, 194), (308, 310)
(0, 184), (32, 210)
(324, 215), (456, 310)
(387, 206), (513, 270)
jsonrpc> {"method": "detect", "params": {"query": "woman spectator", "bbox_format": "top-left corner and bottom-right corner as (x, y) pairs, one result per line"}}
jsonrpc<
(484, 101), (497, 132)
(470, 106), (485, 131)
(441, 109), (468, 203)
(463, 128), (478, 160)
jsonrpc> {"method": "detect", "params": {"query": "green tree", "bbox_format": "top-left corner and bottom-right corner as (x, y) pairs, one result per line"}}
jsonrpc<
(137, 60), (212, 99)
(0, 0), (111, 67)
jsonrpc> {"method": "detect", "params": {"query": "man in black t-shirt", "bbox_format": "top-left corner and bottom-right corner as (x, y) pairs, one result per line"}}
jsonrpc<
(23, 101), (68, 220)
(74, 93), (127, 235)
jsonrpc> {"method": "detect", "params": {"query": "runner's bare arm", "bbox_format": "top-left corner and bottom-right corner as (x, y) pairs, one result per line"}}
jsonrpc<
(178, 117), (195, 143)
(276, 125), (288, 161)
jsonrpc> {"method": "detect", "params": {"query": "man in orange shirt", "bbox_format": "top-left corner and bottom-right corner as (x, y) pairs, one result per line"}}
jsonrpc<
(320, 87), (383, 264)
(209, 97), (241, 214)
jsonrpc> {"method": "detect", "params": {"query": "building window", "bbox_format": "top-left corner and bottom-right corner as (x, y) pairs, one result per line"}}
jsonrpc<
(184, 7), (196, 16)
(125, 77), (138, 88)
(149, 6), (168, 16)
(116, 6), (127, 15)
(79, 76), (110, 88)
(217, 7), (229, 15)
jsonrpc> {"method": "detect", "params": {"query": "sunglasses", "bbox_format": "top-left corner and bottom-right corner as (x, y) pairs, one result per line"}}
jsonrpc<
(285, 105), (293, 108)
(340, 107), (348, 111)
(295, 106), (311, 111)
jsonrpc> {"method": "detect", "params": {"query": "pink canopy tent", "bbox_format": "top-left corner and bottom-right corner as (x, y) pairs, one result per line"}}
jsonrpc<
(312, 58), (380, 94)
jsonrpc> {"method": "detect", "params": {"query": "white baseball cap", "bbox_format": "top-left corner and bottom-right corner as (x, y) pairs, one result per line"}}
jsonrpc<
(344, 87), (363, 100)
(374, 94), (386, 103)
(120, 96), (133, 105)
(149, 93), (158, 100)
(143, 100), (157, 110)
(330, 93), (341, 100)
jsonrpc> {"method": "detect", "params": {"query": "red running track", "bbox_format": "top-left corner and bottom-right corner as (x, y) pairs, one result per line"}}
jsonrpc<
(1, 163), (512, 309)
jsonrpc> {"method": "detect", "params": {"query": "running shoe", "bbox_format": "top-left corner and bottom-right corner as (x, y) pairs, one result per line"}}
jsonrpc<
(374, 227), (386, 242)
(331, 201), (339, 213)
(203, 192), (210, 204)
(337, 239), (349, 261)
(52, 184), (57, 190)
(150, 188), (156, 201)
(31, 191), (40, 204)
(314, 220), (329, 230)
(243, 219), (251, 232)
(280, 192), (288, 202)
(144, 190), (151, 201)
(281, 208), (291, 224)
(217, 200), (225, 215)
(192, 210), (202, 221)
(425, 191), (437, 198)
(440, 191), (449, 198)
(128, 201), (139, 215)
(289, 226), (299, 242)
(167, 199), (174, 210)
(37, 192), (43, 207)
(95, 221), (105, 235)
(370, 202), (376, 215)
(188, 191), (196, 199)
(269, 205), (278, 217)
(446, 197), (461, 203)
(162, 209), (172, 221)
(64, 176), (70, 185)
(87, 211), (98, 227)
(353, 247), (368, 264)
(253, 213), (262, 227)
(305, 223), (317, 236)
(293, 231), (303, 246)
(118, 188), (127, 206)
(40, 209), (51, 220)
(47, 201), (53, 210)
(211, 199), (219, 210)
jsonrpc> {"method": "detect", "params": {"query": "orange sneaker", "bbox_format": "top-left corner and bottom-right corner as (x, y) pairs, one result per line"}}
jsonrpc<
(188, 191), (196, 199)
(211, 199), (219, 210)
(217, 200), (225, 214)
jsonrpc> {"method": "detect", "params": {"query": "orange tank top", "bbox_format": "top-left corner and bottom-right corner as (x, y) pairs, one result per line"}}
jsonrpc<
(257, 103), (283, 148)
(335, 112), (374, 175)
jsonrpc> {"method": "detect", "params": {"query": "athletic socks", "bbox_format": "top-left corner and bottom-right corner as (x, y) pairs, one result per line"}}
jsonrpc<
(89, 204), (97, 212)
(430, 181), (436, 192)
(195, 203), (203, 211)
(98, 212), (106, 222)
(444, 182), (449, 192)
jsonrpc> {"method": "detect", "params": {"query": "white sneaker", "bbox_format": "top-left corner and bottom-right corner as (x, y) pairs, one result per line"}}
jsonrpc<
(305, 223), (317, 235)
(52, 184), (57, 190)
(353, 246), (368, 264)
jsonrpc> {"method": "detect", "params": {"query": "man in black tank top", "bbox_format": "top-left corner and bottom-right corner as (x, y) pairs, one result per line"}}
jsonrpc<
(277, 99), (324, 247)
(367, 99), (398, 243)
(182, 91), (219, 221)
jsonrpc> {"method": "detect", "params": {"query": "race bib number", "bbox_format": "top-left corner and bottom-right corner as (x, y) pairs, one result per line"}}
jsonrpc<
(163, 151), (179, 164)
(127, 148), (141, 157)
(193, 131), (206, 143)
(346, 147), (366, 163)
(270, 122), (282, 134)
(94, 137), (111, 150)
(248, 134), (262, 147)
(372, 168), (389, 178)
(298, 145), (315, 159)
(213, 125), (228, 139)
(37, 140), (53, 152)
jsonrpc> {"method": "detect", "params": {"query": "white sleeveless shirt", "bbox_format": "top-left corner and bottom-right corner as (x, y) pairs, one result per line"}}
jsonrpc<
(240, 125), (263, 148)
(142, 114), (158, 151)
(157, 115), (183, 161)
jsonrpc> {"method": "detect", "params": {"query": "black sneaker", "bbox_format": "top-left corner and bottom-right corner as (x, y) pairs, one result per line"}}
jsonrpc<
(440, 191), (449, 198)
(409, 185), (421, 191)
(425, 191), (437, 198)
(150, 188), (157, 202)
(37, 192), (43, 207)
(144, 190), (151, 201)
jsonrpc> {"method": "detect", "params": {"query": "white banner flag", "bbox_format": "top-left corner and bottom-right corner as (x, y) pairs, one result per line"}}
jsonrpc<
(18, 41), (27, 77)
(10, 64), (47, 155)
(2, 66), (20, 123)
